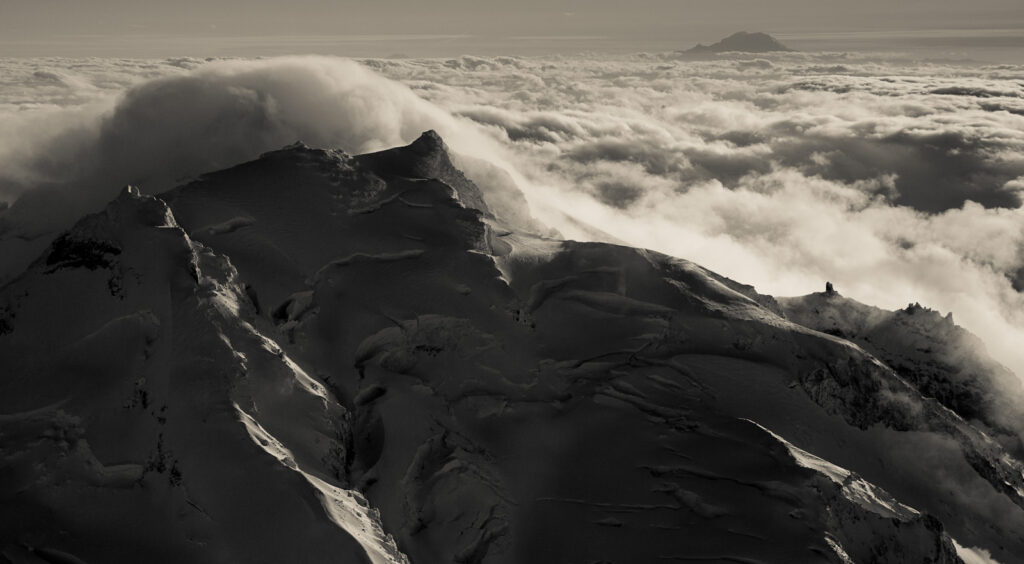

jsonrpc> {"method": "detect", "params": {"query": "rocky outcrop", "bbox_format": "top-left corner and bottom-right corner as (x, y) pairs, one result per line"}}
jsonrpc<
(779, 286), (1024, 456)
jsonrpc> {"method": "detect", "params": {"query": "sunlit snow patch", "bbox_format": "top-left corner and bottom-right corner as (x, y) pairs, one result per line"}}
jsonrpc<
(235, 403), (409, 564)
(746, 419), (919, 521)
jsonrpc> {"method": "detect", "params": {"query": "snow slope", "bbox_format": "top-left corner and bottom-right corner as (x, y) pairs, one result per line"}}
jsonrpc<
(2, 132), (1022, 563)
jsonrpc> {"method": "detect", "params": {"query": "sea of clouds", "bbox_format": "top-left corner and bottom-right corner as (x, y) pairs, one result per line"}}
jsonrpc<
(0, 52), (1022, 385)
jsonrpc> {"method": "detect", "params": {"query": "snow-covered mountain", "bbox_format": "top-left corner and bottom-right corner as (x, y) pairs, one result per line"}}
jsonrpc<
(1, 132), (1021, 563)
(684, 31), (794, 54)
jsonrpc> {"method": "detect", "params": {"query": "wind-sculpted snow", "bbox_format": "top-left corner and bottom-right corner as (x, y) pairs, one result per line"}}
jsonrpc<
(684, 31), (794, 54)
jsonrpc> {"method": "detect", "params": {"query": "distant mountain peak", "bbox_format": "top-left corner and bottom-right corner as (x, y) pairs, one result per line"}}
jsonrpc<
(686, 31), (793, 54)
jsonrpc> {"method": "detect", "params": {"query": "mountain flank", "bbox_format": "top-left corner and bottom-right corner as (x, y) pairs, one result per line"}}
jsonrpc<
(1, 132), (1019, 564)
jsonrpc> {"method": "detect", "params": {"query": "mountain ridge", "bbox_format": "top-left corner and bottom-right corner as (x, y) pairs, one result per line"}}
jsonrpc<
(1, 132), (1020, 563)
(779, 285), (1024, 456)
(684, 31), (794, 54)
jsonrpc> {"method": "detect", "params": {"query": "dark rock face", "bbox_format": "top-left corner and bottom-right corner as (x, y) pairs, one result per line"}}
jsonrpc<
(686, 31), (794, 54)
(44, 234), (122, 273)
(1011, 265), (1024, 292)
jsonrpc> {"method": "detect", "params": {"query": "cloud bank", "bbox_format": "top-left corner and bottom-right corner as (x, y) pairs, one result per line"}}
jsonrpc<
(367, 53), (1024, 381)
(1, 52), (1024, 385)
(0, 56), (501, 237)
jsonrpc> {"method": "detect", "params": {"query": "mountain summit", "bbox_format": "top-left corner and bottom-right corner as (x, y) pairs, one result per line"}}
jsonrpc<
(686, 31), (794, 54)
(1, 131), (1020, 563)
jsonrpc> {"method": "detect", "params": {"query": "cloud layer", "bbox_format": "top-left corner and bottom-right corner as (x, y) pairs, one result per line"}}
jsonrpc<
(366, 52), (1024, 380)
(1, 52), (1023, 383)
(0, 56), (508, 237)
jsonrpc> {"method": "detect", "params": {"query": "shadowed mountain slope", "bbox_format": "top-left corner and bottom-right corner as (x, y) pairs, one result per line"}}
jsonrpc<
(1, 133), (1020, 564)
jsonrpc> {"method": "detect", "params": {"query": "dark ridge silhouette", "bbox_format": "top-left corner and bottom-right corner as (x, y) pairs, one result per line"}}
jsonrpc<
(686, 31), (794, 54)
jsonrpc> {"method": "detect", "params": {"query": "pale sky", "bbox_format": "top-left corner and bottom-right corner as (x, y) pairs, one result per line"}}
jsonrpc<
(1, 0), (1022, 57)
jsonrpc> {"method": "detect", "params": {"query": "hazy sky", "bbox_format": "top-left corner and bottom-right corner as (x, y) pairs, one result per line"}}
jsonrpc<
(2, 0), (1023, 57)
